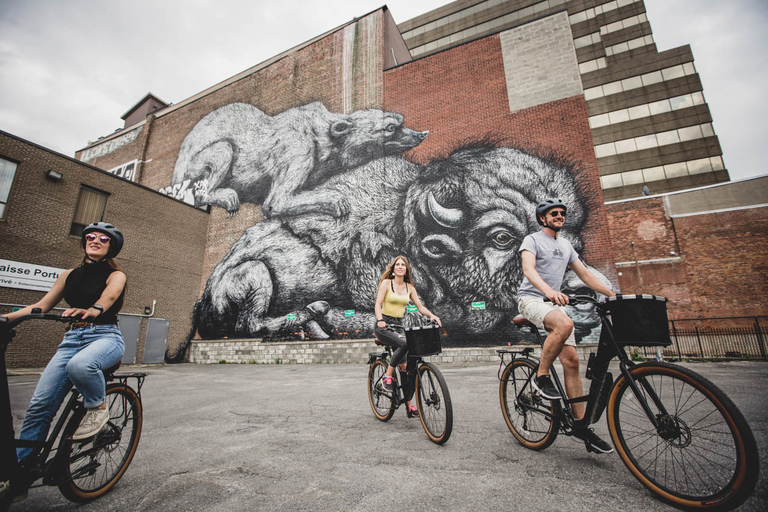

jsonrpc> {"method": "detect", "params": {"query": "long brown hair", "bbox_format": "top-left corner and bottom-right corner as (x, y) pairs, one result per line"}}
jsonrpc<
(378, 255), (413, 288)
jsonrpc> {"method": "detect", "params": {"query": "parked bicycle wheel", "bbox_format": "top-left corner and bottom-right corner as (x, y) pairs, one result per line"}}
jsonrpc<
(607, 362), (759, 510)
(499, 358), (559, 450)
(368, 359), (395, 421)
(57, 383), (143, 502)
(415, 362), (452, 444)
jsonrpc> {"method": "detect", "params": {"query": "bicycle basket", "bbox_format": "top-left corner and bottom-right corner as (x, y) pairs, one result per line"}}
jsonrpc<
(405, 324), (442, 356)
(603, 294), (672, 347)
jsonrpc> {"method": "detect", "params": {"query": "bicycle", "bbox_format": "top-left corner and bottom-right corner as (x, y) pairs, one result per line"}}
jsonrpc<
(497, 294), (759, 511)
(0, 310), (146, 509)
(367, 323), (453, 444)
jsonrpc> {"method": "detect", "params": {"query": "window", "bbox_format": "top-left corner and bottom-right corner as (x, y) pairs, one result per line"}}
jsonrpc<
(0, 157), (18, 219)
(70, 185), (108, 236)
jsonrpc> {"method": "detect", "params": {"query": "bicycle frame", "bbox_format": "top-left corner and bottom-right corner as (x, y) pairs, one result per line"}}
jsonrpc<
(0, 311), (146, 496)
(499, 296), (672, 432)
(368, 347), (422, 407)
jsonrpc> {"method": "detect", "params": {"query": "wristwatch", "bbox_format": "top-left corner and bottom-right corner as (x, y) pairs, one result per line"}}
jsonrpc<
(91, 304), (104, 314)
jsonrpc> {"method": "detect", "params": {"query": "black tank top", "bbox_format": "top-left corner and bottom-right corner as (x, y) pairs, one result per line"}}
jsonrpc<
(64, 260), (125, 324)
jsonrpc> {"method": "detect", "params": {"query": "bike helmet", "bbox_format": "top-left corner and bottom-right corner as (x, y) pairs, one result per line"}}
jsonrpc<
(536, 198), (567, 225)
(82, 222), (124, 258)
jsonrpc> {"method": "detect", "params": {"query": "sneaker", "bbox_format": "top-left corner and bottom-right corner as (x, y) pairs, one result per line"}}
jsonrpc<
(532, 374), (561, 400)
(573, 426), (614, 454)
(376, 375), (394, 393)
(406, 405), (419, 418)
(72, 407), (109, 440)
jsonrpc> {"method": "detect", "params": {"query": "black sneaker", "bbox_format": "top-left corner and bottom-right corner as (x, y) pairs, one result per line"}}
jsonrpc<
(532, 374), (561, 400)
(573, 426), (614, 454)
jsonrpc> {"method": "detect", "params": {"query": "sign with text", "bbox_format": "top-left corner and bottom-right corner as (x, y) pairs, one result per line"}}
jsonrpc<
(107, 159), (138, 182)
(0, 259), (65, 292)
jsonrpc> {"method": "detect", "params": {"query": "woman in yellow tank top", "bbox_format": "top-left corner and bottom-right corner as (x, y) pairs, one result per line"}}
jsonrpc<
(373, 255), (441, 417)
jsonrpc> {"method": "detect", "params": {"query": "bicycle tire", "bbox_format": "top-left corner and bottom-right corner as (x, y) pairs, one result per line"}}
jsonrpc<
(415, 362), (452, 444)
(368, 360), (395, 421)
(499, 358), (560, 450)
(57, 383), (143, 503)
(607, 362), (759, 510)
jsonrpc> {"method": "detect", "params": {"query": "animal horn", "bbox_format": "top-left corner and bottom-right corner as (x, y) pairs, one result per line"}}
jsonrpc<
(428, 192), (463, 228)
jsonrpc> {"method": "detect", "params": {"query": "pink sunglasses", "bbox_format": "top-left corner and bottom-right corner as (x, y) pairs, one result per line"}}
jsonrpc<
(84, 234), (111, 244)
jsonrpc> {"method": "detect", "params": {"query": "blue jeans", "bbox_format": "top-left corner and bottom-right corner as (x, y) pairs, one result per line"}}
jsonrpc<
(17, 324), (124, 462)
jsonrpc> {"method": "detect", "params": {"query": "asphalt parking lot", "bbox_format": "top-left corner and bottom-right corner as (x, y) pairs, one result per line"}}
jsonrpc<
(8, 360), (767, 511)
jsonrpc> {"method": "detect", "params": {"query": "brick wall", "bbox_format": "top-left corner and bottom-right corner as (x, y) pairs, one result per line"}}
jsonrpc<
(0, 131), (209, 367)
(384, 31), (616, 282)
(605, 197), (768, 319)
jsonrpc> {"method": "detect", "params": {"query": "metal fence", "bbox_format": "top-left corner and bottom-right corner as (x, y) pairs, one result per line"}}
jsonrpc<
(629, 316), (767, 361)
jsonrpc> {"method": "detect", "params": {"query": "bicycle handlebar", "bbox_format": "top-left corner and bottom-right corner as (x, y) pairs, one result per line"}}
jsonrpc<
(543, 294), (601, 306)
(0, 309), (85, 332)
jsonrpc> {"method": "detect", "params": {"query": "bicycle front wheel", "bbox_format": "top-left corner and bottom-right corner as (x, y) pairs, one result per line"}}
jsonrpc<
(499, 358), (559, 450)
(57, 383), (143, 503)
(415, 362), (452, 444)
(368, 360), (395, 421)
(607, 362), (759, 510)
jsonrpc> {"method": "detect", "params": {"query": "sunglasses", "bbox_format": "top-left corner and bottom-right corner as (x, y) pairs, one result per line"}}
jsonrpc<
(84, 234), (111, 244)
(548, 210), (566, 218)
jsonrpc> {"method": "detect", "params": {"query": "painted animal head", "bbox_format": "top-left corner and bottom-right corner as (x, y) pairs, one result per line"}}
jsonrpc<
(402, 146), (587, 332)
(330, 110), (428, 169)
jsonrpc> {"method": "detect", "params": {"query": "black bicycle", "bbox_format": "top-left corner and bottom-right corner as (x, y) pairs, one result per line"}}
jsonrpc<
(367, 324), (453, 444)
(497, 295), (759, 511)
(0, 310), (146, 509)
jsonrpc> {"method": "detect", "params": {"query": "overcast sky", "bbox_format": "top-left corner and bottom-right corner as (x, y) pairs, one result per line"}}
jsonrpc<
(0, 0), (765, 181)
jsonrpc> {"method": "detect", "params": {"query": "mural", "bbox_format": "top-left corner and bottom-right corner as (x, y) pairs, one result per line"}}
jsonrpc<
(167, 100), (613, 346)
(162, 102), (427, 215)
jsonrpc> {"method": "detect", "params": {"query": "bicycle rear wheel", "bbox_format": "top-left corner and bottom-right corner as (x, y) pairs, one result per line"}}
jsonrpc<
(607, 362), (759, 510)
(57, 383), (143, 503)
(415, 362), (452, 444)
(499, 358), (559, 450)
(368, 360), (395, 421)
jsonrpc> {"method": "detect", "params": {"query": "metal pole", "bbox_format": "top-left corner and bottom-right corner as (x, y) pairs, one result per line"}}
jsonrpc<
(672, 320), (682, 360)
(630, 241), (644, 293)
(755, 317), (767, 361)
(695, 326), (704, 358)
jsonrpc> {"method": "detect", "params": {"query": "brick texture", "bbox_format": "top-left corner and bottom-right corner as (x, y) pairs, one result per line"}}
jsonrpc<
(0, 131), (208, 367)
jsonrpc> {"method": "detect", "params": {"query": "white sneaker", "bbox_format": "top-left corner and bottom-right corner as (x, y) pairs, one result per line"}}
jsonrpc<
(72, 407), (109, 440)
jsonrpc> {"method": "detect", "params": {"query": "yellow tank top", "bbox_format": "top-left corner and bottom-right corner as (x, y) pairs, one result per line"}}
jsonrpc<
(382, 281), (410, 318)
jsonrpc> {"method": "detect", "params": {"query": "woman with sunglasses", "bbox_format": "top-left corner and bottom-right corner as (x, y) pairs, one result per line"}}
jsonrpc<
(2, 222), (127, 468)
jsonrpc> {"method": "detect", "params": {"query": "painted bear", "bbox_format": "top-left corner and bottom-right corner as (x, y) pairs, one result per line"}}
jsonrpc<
(171, 102), (428, 217)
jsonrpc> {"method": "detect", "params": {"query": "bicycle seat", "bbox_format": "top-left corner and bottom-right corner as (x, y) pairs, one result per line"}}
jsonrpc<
(513, 315), (532, 327)
(374, 338), (385, 346)
(102, 362), (121, 377)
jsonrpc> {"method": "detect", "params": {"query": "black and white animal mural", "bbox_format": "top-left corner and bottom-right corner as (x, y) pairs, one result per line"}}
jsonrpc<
(169, 102), (612, 346)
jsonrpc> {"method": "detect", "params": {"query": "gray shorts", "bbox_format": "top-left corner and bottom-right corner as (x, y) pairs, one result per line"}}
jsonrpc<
(518, 296), (576, 347)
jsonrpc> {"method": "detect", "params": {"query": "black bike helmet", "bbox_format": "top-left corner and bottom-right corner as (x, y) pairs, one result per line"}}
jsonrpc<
(535, 198), (567, 226)
(82, 222), (124, 258)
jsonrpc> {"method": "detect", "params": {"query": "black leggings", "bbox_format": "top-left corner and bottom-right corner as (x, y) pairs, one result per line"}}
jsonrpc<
(374, 315), (418, 402)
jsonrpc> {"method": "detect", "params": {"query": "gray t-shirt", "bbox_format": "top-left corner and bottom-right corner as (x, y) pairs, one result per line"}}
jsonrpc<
(518, 230), (579, 299)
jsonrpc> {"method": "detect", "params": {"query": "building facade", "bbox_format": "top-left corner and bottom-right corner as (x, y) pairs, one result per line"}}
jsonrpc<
(398, 0), (729, 200)
(3, 2), (763, 366)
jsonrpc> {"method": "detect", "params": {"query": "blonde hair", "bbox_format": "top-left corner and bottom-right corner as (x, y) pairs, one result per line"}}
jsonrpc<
(378, 255), (413, 288)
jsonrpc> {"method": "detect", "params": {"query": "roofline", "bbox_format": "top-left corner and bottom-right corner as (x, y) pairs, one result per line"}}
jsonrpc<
(604, 173), (768, 205)
(1, 129), (206, 212)
(120, 92), (169, 120)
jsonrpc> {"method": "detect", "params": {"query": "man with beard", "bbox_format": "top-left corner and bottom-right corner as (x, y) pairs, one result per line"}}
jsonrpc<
(518, 198), (616, 454)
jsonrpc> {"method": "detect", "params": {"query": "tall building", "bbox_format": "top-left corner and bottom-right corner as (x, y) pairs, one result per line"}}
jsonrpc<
(398, 0), (728, 200)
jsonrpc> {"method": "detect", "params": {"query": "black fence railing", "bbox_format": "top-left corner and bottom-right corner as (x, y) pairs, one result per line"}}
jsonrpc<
(629, 316), (767, 361)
